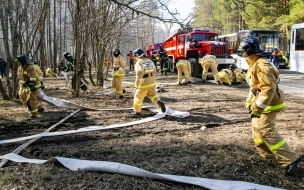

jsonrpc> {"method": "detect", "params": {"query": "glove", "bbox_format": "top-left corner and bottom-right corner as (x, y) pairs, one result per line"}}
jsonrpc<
(245, 103), (251, 111)
(40, 81), (45, 89)
(28, 82), (36, 92)
(249, 103), (263, 118)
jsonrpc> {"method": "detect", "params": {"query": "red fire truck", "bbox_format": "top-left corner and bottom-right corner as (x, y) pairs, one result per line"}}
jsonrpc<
(163, 28), (234, 78)
(146, 43), (163, 59)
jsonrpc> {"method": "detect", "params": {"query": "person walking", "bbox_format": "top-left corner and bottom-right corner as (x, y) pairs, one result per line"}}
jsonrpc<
(269, 48), (282, 68)
(158, 45), (168, 75)
(0, 58), (7, 78)
(240, 37), (302, 175)
(200, 53), (220, 84)
(127, 51), (135, 71)
(16, 54), (44, 117)
(112, 48), (126, 99)
(176, 59), (191, 85)
(132, 48), (166, 116)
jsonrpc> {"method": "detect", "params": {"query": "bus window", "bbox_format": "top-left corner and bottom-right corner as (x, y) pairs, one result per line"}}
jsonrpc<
(295, 28), (304, 50)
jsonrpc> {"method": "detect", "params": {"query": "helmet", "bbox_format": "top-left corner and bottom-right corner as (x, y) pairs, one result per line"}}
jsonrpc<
(113, 48), (120, 54)
(273, 48), (278, 51)
(160, 45), (164, 49)
(133, 48), (145, 57)
(64, 52), (70, 57)
(16, 54), (28, 65)
(240, 38), (270, 57)
(229, 64), (237, 70)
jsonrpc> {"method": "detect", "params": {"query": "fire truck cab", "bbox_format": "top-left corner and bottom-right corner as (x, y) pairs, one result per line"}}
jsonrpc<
(163, 28), (234, 78)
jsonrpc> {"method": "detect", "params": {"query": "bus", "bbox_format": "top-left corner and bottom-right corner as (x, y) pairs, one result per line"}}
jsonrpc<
(290, 23), (304, 73)
(218, 30), (279, 71)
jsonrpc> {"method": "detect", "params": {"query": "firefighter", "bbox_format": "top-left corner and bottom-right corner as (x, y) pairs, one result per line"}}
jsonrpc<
(218, 68), (233, 86)
(63, 52), (74, 72)
(132, 48), (166, 115)
(229, 64), (245, 83)
(158, 45), (168, 75)
(112, 48), (126, 99)
(46, 66), (57, 78)
(240, 38), (302, 175)
(200, 53), (220, 84)
(269, 48), (282, 68)
(16, 54), (44, 117)
(176, 59), (191, 85)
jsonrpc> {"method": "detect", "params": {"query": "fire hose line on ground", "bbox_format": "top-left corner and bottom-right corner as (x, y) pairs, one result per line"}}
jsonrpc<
(0, 85), (283, 190)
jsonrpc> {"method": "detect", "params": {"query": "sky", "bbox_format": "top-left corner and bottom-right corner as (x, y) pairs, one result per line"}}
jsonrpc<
(164, 0), (196, 32)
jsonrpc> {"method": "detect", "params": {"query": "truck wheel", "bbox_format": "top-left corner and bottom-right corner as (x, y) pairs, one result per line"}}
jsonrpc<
(188, 58), (201, 78)
(168, 59), (176, 73)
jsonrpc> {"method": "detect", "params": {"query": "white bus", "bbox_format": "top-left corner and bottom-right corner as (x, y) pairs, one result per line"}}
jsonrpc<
(290, 23), (304, 73)
(219, 30), (279, 72)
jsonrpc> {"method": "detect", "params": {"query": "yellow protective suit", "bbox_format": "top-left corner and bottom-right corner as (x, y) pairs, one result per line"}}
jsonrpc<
(245, 54), (300, 167)
(46, 67), (56, 78)
(218, 69), (233, 85)
(133, 56), (163, 113)
(111, 54), (126, 97)
(176, 59), (191, 83)
(231, 68), (245, 83)
(20, 64), (44, 116)
(200, 54), (220, 82)
(17, 66), (28, 108)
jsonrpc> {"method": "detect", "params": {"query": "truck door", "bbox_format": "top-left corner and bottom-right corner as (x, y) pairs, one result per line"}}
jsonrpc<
(185, 34), (191, 56)
(178, 35), (186, 58)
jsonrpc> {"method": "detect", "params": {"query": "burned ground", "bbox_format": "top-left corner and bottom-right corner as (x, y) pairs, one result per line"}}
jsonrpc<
(0, 72), (303, 190)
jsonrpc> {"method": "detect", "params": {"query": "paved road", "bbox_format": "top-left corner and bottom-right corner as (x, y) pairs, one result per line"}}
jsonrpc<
(278, 69), (304, 98)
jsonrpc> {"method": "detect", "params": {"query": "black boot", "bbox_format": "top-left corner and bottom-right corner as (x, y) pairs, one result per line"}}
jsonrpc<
(286, 156), (302, 175)
(158, 101), (166, 113)
(217, 81), (221, 85)
(119, 95), (123, 99)
(202, 80), (206, 83)
(123, 89), (126, 93)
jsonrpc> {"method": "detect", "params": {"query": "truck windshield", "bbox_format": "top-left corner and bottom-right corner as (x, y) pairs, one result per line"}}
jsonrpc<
(192, 34), (217, 41)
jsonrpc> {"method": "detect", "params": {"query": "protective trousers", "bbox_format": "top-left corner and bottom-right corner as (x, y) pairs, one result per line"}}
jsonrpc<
(112, 76), (124, 96)
(219, 72), (232, 85)
(252, 111), (300, 167)
(177, 65), (190, 83)
(129, 60), (134, 71)
(27, 90), (43, 116)
(19, 87), (28, 108)
(133, 86), (160, 113)
(160, 59), (168, 74)
(202, 62), (219, 81)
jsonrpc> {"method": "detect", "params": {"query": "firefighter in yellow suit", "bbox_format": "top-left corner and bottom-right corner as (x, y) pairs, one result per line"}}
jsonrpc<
(112, 48), (126, 99)
(240, 38), (302, 175)
(176, 59), (191, 85)
(16, 54), (44, 117)
(132, 48), (166, 115)
(218, 68), (233, 86)
(229, 64), (245, 83)
(46, 66), (57, 77)
(200, 54), (220, 84)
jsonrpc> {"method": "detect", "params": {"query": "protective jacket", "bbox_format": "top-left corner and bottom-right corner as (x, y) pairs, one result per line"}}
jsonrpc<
(20, 63), (43, 116)
(176, 59), (191, 83)
(111, 54), (126, 96)
(231, 68), (245, 83)
(158, 49), (168, 74)
(200, 54), (220, 82)
(17, 66), (28, 108)
(46, 67), (55, 78)
(245, 54), (284, 113)
(133, 56), (160, 113)
(219, 69), (233, 85)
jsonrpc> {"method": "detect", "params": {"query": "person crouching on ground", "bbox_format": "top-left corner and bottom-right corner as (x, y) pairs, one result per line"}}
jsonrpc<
(132, 48), (166, 116)
(176, 59), (191, 85)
